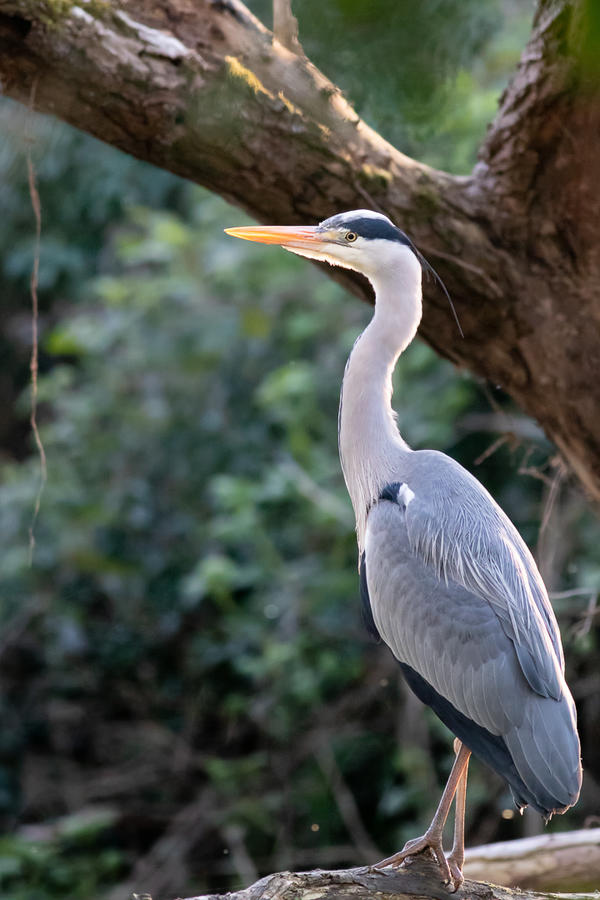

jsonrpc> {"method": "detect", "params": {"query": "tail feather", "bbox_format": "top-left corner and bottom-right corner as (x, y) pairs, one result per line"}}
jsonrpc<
(398, 660), (581, 819)
(505, 692), (581, 816)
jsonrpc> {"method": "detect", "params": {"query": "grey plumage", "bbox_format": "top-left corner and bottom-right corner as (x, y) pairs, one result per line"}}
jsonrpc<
(364, 460), (581, 815)
(391, 450), (564, 696)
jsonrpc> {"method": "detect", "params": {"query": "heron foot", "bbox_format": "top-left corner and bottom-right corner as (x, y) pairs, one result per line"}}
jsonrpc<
(373, 830), (454, 889)
(446, 850), (464, 891)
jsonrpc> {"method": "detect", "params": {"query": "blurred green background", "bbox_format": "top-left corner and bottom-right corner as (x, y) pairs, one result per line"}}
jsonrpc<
(0, 1), (599, 898)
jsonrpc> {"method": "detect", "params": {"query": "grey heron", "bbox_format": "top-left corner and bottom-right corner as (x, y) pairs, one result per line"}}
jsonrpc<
(225, 210), (582, 890)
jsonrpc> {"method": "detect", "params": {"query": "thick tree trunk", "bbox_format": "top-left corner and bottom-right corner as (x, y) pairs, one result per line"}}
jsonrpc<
(0, 0), (599, 501)
(179, 857), (598, 900)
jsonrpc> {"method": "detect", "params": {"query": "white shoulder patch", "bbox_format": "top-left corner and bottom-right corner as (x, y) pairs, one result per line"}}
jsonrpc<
(398, 483), (415, 508)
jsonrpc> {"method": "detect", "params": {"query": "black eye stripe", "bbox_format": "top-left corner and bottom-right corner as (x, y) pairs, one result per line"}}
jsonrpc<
(321, 214), (414, 248)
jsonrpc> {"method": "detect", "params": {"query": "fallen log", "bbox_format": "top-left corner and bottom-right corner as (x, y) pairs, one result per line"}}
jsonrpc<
(464, 827), (600, 892)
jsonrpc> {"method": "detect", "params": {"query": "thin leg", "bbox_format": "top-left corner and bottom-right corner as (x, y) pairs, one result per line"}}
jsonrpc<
(374, 740), (471, 889)
(447, 741), (470, 889)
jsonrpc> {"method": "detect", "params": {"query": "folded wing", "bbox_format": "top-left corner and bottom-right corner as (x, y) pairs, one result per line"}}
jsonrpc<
(364, 472), (581, 816)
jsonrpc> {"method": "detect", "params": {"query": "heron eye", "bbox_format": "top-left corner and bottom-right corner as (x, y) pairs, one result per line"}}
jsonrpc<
(345, 231), (358, 243)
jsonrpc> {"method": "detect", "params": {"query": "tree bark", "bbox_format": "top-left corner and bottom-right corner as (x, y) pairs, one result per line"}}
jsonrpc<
(0, 0), (599, 501)
(178, 857), (598, 900)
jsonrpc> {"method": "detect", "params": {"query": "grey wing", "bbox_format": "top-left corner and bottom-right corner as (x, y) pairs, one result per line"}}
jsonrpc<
(404, 452), (565, 700)
(366, 500), (535, 734)
(364, 498), (581, 813)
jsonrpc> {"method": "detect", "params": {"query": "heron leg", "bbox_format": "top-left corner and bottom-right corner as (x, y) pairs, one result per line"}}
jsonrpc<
(446, 740), (470, 889)
(374, 740), (471, 890)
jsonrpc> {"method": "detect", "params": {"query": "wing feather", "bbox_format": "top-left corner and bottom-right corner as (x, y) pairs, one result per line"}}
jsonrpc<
(364, 498), (565, 738)
(404, 451), (564, 699)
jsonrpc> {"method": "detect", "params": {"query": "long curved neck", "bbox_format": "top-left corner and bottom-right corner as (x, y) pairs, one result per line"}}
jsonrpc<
(339, 264), (422, 548)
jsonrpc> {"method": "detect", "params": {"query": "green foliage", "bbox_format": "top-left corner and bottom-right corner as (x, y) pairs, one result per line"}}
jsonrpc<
(0, 809), (124, 900)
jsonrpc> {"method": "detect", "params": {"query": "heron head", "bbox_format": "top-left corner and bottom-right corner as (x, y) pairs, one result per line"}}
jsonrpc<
(225, 209), (421, 281)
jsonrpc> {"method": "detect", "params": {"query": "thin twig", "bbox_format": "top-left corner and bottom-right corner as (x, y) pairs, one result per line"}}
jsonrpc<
(534, 457), (566, 588)
(272, 0), (303, 54)
(538, 458), (565, 540)
(473, 434), (509, 466)
(351, 178), (386, 215)
(551, 587), (599, 600)
(518, 467), (554, 486)
(571, 592), (599, 640)
(26, 78), (47, 565)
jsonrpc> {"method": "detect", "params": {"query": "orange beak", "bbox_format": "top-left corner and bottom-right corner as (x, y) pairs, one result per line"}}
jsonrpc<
(224, 224), (322, 247)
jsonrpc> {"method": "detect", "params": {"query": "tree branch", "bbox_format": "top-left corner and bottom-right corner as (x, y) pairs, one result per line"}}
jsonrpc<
(179, 857), (598, 900)
(1, 0), (599, 502)
(464, 827), (600, 891)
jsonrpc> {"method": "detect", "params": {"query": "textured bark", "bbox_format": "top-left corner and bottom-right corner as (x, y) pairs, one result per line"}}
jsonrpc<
(463, 827), (600, 891)
(0, 0), (599, 500)
(179, 857), (598, 900)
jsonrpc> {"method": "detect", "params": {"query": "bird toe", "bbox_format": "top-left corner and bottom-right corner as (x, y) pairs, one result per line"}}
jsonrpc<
(373, 833), (452, 885)
(446, 854), (464, 892)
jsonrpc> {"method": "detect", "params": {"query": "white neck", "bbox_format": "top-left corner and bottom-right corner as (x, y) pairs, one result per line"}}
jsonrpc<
(339, 261), (422, 549)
